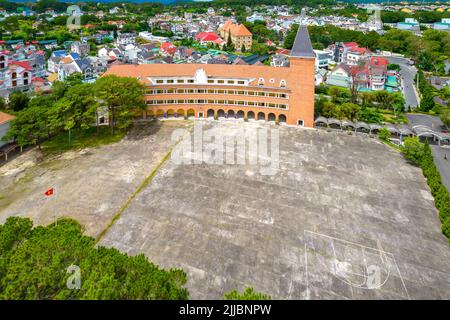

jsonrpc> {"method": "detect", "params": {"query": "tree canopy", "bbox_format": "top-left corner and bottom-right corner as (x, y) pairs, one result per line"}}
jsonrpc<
(0, 217), (189, 300)
(3, 75), (145, 148)
(224, 287), (271, 300)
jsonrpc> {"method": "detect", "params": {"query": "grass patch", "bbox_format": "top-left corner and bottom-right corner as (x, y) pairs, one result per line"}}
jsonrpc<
(382, 112), (409, 124)
(380, 139), (402, 151)
(42, 127), (125, 155)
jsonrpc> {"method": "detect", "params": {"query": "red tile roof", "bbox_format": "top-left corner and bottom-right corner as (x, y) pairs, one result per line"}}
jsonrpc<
(196, 32), (221, 42)
(0, 111), (15, 126)
(9, 60), (31, 71)
(343, 42), (358, 48)
(276, 49), (291, 55)
(160, 42), (177, 55)
(220, 20), (252, 37)
(370, 56), (389, 66)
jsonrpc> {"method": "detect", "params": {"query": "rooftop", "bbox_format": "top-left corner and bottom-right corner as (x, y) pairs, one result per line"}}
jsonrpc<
(289, 26), (315, 59)
(0, 111), (15, 126)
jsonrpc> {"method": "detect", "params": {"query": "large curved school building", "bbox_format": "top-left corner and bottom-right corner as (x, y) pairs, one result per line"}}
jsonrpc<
(105, 26), (315, 127)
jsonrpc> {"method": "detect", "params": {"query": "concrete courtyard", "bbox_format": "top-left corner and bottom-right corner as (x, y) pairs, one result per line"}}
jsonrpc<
(1, 120), (449, 299)
(99, 121), (450, 299)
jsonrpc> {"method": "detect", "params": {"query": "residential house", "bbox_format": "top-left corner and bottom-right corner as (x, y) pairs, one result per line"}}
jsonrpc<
(271, 54), (290, 67)
(367, 57), (388, 91)
(397, 18), (420, 32)
(218, 20), (253, 51)
(174, 47), (194, 62)
(116, 33), (136, 46)
(27, 52), (46, 78)
(48, 50), (68, 73)
(433, 18), (450, 31)
(52, 52), (106, 82)
(314, 49), (332, 70)
(71, 41), (91, 57)
(327, 42), (371, 66)
(160, 42), (177, 56)
(98, 47), (122, 62)
(246, 13), (265, 23)
(326, 63), (352, 87)
(137, 50), (156, 64)
(195, 32), (225, 48)
(315, 68), (328, 86)
(3, 61), (32, 90)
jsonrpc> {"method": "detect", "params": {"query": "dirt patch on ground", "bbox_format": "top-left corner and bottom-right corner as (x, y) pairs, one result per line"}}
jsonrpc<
(0, 121), (192, 237)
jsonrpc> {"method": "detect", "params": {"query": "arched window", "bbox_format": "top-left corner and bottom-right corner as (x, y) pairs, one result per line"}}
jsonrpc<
(258, 78), (264, 86)
(280, 80), (286, 88)
(269, 78), (275, 84)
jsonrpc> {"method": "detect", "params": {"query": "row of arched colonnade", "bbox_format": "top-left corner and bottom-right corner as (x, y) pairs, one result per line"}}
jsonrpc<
(138, 108), (288, 124)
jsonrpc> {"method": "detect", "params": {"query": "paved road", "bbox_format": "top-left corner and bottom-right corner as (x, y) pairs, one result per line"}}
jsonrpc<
(406, 113), (443, 131)
(387, 56), (419, 110)
(431, 145), (450, 191)
(406, 114), (450, 190)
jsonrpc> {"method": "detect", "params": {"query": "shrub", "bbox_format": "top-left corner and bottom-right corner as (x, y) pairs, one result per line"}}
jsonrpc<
(224, 287), (271, 300)
(378, 128), (391, 142)
(442, 217), (450, 240)
(401, 141), (450, 243)
(401, 137), (426, 165)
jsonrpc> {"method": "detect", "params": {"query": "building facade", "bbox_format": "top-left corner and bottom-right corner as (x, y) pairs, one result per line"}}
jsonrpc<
(105, 27), (315, 127)
(218, 20), (253, 52)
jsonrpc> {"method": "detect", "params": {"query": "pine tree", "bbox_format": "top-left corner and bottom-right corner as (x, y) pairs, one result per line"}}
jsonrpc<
(226, 30), (234, 52)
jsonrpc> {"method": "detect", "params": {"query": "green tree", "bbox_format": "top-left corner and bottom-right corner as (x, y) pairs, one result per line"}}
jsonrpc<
(8, 91), (30, 112)
(440, 107), (450, 126)
(359, 107), (383, 124)
(340, 102), (361, 121)
(0, 97), (5, 111)
(420, 90), (436, 112)
(401, 137), (425, 166)
(225, 30), (234, 52)
(387, 63), (401, 71)
(0, 217), (189, 300)
(283, 24), (299, 49)
(3, 103), (50, 148)
(372, 90), (391, 110)
(51, 83), (99, 143)
(94, 75), (146, 134)
(224, 287), (271, 300)
(64, 72), (84, 87)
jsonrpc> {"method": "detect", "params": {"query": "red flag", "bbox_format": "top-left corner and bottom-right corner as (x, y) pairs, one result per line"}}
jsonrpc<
(44, 188), (54, 197)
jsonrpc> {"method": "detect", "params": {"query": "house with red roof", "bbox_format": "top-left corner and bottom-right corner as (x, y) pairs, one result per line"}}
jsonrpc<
(345, 44), (372, 66)
(275, 48), (291, 56)
(327, 42), (371, 66)
(195, 32), (225, 48)
(159, 42), (177, 56)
